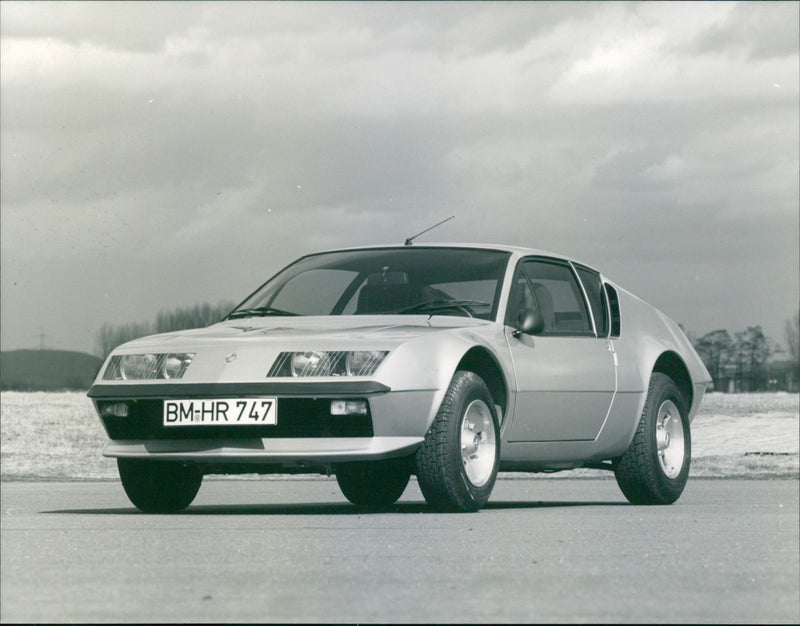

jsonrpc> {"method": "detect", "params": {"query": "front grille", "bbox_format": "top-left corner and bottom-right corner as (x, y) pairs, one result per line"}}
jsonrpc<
(100, 398), (373, 441)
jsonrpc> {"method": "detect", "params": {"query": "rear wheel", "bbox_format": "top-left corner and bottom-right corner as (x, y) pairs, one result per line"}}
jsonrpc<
(415, 371), (500, 512)
(614, 373), (691, 505)
(336, 457), (412, 507)
(117, 458), (203, 513)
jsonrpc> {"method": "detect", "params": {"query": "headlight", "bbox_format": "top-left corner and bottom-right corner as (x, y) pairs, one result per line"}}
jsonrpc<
(268, 351), (389, 378)
(290, 351), (327, 377)
(345, 350), (388, 376)
(103, 353), (196, 381)
(120, 354), (158, 380)
(162, 353), (194, 379)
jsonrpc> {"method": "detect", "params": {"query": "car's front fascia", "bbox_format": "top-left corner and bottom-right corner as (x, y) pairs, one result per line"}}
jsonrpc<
(89, 317), (510, 470)
(88, 245), (522, 472)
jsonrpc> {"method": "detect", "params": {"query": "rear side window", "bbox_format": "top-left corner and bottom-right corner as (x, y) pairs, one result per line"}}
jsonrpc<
(574, 265), (608, 337)
(605, 284), (621, 337)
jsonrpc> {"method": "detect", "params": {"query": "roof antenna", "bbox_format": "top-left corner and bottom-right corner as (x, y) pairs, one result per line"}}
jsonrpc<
(404, 215), (455, 246)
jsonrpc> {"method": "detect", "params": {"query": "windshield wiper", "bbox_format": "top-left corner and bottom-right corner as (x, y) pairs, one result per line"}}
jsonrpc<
(226, 306), (300, 319)
(397, 299), (490, 315)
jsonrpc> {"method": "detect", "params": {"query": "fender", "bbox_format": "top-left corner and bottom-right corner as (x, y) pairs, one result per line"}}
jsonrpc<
(609, 284), (711, 432)
(374, 322), (511, 433)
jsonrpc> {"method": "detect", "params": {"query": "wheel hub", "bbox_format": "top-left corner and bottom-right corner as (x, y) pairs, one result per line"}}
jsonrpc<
(655, 399), (685, 479)
(460, 400), (496, 487)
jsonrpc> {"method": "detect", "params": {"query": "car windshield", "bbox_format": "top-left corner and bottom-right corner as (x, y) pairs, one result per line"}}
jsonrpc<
(228, 247), (511, 321)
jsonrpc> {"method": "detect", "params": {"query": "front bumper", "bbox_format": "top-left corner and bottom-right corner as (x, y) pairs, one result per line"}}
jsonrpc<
(89, 381), (438, 465)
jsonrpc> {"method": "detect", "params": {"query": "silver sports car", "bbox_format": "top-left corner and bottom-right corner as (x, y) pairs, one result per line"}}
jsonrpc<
(88, 244), (711, 512)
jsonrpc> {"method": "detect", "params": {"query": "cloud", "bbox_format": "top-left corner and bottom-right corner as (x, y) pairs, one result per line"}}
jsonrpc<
(0, 0), (203, 51)
(545, 2), (798, 106)
(0, 1), (797, 353)
(686, 1), (800, 61)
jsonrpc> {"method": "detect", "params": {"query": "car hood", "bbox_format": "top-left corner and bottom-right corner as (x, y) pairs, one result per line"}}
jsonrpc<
(118, 315), (490, 350)
(97, 315), (495, 385)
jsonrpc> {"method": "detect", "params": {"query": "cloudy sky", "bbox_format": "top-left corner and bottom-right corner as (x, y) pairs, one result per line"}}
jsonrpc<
(1, 1), (798, 356)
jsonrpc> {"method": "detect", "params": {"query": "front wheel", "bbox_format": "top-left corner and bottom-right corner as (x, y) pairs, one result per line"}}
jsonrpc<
(614, 373), (691, 505)
(335, 457), (412, 507)
(415, 371), (500, 512)
(117, 459), (203, 513)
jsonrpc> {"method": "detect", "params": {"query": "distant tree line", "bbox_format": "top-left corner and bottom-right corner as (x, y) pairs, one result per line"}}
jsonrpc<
(96, 300), (235, 359)
(692, 312), (799, 392)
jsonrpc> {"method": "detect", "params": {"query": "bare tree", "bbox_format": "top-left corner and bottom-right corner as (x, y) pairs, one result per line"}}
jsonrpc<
(695, 329), (733, 390)
(786, 311), (799, 365)
(155, 301), (235, 333)
(785, 312), (800, 389)
(732, 326), (772, 391)
(95, 321), (152, 359)
(96, 301), (235, 359)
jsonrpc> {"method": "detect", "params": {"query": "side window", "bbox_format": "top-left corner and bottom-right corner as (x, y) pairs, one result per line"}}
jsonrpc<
(520, 259), (592, 335)
(575, 265), (609, 337)
(605, 284), (621, 337)
(505, 271), (536, 325)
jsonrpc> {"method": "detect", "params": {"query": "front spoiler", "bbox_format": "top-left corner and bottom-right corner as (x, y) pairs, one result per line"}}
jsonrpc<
(103, 436), (424, 464)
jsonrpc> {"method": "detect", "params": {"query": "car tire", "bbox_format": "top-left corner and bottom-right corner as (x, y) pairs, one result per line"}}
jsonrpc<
(415, 371), (500, 512)
(614, 373), (691, 505)
(117, 458), (203, 513)
(335, 457), (412, 507)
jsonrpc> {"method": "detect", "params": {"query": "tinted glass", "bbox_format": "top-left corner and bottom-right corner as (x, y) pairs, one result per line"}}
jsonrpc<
(519, 260), (592, 334)
(606, 284), (621, 337)
(575, 265), (608, 336)
(231, 247), (511, 320)
(270, 269), (359, 316)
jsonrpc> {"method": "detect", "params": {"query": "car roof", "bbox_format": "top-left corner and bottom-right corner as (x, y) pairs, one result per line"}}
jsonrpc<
(309, 242), (590, 268)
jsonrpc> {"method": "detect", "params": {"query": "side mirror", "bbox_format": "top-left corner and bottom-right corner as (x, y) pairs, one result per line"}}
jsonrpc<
(513, 308), (545, 337)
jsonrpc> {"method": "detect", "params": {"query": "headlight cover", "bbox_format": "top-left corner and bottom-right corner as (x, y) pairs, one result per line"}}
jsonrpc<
(103, 353), (195, 380)
(268, 350), (389, 378)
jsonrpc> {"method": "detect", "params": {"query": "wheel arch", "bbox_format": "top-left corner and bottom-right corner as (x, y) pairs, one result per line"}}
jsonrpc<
(455, 346), (509, 425)
(652, 351), (693, 409)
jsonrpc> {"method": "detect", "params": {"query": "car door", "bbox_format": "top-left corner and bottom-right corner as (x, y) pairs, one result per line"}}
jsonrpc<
(504, 258), (617, 442)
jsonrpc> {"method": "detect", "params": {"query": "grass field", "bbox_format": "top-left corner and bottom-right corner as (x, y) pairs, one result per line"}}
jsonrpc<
(1, 391), (797, 481)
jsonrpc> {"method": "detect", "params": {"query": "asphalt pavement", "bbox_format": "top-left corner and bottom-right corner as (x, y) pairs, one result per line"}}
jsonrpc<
(1, 477), (798, 623)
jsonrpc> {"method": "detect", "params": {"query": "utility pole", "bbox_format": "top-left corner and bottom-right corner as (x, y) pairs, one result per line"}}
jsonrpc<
(35, 327), (48, 350)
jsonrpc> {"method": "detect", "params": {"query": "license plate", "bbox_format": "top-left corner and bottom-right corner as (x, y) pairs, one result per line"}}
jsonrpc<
(163, 398), (278, 426)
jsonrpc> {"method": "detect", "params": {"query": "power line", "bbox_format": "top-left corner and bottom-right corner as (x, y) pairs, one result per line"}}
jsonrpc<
(30, 327), (48, 350)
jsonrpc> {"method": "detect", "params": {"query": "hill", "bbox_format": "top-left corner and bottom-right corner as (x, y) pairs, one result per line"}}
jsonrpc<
(0, 350), (103, 391)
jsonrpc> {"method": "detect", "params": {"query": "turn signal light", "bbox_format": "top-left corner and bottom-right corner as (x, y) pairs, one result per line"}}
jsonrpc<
(330, 400), (368, 416)
(100, 402), (130, 417)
